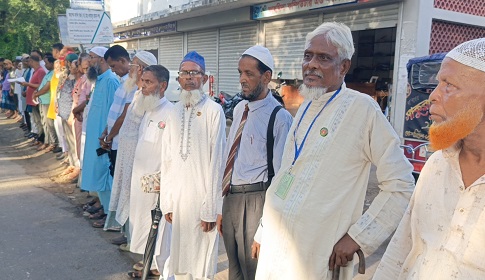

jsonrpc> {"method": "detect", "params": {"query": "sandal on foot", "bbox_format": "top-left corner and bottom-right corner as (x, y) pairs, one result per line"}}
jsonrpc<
(88, 211), (106, 220)
(86, 205), (103, 214)
(133, 261), (143, 271)
(92, 217), (106, 228)
(127, 270), (159, 279)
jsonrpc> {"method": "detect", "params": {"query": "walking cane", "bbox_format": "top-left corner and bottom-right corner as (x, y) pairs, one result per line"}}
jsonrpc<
(332, 249), (365, 280)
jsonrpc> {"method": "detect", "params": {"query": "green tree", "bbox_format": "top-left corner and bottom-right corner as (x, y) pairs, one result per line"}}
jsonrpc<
(0, 0), (70, 59)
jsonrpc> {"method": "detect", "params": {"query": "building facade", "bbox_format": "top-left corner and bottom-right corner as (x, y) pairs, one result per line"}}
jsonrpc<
(110, 0), (485, 140)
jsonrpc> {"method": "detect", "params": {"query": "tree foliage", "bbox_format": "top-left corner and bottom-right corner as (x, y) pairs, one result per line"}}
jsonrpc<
(0, 0), (70, 59)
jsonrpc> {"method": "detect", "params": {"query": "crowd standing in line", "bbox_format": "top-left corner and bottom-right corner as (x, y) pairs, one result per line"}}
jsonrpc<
(1, 22), (484, 280)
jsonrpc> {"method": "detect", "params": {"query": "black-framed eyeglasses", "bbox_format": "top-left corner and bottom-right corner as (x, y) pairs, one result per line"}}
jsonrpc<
(178, 70), (203, 78)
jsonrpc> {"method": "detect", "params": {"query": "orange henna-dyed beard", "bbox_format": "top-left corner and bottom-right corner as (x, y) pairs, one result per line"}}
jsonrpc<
(429, 103), (483, 151)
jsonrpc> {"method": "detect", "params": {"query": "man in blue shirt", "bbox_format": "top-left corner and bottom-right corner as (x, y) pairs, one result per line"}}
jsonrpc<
(81, 47), (120, 225)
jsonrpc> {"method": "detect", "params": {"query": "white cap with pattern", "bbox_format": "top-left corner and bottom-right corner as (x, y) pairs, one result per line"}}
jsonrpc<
(446, 38), (485, 73)
(134, 51), (158, 66)
(242, 45), (275, 73)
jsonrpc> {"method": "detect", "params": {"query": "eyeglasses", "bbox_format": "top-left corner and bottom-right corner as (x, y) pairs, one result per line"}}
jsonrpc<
(129, 63), (141, 68)
(89, 55), (101, 60)
(178, 70), (203, 78)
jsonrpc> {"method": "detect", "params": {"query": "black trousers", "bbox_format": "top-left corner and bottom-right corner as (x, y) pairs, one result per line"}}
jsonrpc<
(222, 190), (265, 280)
(24, 111), (31, 132)
(109, 149), (117, 177)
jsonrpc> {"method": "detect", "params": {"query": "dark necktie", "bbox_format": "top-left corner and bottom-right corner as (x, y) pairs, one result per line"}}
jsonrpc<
(222, 104), (249, 196)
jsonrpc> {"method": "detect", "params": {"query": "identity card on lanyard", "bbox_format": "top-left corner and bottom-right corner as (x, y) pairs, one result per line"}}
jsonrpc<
(274, 88), (342, 200)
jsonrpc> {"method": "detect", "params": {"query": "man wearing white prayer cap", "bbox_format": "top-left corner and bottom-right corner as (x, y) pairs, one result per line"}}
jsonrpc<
(81, 45), (121, 226)
(374, 38), (485, 279)
(217, 45), (293, 280)
(105, 49), (159, 242)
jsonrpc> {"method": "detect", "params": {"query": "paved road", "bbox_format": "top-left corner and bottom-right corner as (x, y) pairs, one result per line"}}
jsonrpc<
(0, 116), (135, 280)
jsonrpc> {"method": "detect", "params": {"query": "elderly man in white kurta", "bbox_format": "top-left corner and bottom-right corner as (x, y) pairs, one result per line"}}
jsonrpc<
(159, 51), (226, 280)
(374, 38), (485, 280)
(253, 22), (415, 280)
(108, 51), (158, 245)
(128, 65), (174, 276)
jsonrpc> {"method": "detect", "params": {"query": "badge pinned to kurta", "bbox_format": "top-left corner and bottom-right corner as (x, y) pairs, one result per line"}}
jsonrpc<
(158, 121), (166, 129)
(197, 112), (202, 116)
(320, 127), (328, 137)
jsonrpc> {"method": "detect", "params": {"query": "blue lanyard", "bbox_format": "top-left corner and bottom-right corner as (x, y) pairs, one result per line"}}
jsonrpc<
(292, 88), (341, 165)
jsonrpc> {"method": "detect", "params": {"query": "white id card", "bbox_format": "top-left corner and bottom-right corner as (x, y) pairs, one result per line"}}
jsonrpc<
(275, 172), (294, 200)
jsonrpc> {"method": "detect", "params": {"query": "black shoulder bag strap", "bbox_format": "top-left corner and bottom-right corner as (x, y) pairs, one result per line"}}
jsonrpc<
(266, 105), (283, 187)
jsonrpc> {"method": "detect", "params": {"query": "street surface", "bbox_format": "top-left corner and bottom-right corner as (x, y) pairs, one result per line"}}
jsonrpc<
(0, 115), (386, 280)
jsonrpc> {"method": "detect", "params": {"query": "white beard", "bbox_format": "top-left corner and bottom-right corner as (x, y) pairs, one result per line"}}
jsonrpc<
(124, 73), (138, 93)
(132, 92), (161, 117)
(180, 88), (204, 107)
(298, 83), (328, 100)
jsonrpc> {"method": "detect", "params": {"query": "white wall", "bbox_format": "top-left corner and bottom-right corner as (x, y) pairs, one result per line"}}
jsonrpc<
(143, 0), (190, 15)
(110, 0), (142, 22)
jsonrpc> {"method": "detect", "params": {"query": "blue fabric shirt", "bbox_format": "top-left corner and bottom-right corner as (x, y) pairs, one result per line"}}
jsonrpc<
(81, 69), (120, 192)
(38, 70), (54, 104)
(223, 91), (293, 185)
(106, 73), (136, 150)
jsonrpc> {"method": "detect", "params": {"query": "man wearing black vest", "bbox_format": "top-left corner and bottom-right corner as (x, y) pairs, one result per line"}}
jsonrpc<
(217, 45), (293, 280)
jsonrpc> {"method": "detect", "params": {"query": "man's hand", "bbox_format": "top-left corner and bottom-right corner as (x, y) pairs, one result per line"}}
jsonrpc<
(251, 241), (261, 259)
(201, 220), (216, 232)
(74, 113), (83, 122)
(165, 213), (173, 223)
(329, 233), (361, 271)
(21, 91), (26, 97)
(216, 214), (223, 236)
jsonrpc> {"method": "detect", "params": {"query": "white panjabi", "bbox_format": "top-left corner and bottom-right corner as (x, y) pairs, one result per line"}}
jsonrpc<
(446, 38), (485, 73)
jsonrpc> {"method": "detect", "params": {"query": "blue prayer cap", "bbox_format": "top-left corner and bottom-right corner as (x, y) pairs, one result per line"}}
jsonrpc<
(181, 51), (205, 72)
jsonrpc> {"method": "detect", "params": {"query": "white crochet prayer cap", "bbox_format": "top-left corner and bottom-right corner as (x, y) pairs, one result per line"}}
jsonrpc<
(446, 38), (485, 73)
(134, 51), (158, 66)
(90, 46), (108, 58)
(242, 45), (275, 73)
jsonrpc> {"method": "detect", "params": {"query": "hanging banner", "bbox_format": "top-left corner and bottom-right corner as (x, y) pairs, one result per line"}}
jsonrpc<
(67, 9), (114, 44)
(70, 0), (103, 10)
(251, 0), (357, 19)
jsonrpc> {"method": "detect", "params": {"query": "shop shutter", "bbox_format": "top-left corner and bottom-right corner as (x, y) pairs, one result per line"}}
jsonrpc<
(139, 37), (159, 62)
(218, 24), (258, 96)
(159, 33), (184, 71)
(264, 15), (319, 80)
(325, 4), (400, 31)
(187, 29), (218, 93)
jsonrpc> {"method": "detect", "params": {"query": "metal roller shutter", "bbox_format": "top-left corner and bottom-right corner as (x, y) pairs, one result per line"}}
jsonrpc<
(218, 24), (258, 96)
(126, 40), (138, 50)
(139, 37), (159, 52)
(265, 15), (319, 80)
(159, 33), (184, 71)
(325, 4), (400, 31)
(187, 29), (218, 93)
(138, 37), (160, 62)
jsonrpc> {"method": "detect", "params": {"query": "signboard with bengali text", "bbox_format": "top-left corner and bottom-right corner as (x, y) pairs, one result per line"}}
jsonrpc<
(57, 15), (71, 45)
(67, 9), (114, 44)
(251, 0), (357, 19)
